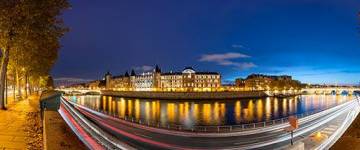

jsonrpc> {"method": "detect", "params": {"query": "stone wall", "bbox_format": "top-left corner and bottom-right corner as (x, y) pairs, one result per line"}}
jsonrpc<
(101, 90), (268, 100)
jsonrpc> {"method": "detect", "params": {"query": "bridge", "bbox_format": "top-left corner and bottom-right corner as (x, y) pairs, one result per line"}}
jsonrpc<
(53, 92), (360, 149)
(302, 87), (360, 95)
(56, 88), (101, 95)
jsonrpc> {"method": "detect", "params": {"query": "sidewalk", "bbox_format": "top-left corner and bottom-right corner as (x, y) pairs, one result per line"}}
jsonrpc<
(0, 95), (40, 149)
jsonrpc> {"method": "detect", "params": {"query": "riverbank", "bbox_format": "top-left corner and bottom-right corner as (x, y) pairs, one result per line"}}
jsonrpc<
(43, 111), (86, 150)
(41, 91), (86, 150)
(101, 90), (268, 100)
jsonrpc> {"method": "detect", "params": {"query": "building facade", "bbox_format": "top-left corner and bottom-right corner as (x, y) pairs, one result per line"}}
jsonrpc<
(160, 72), (183, 91)
(235, 74), (300, 91)
(105, 66), (221, 91)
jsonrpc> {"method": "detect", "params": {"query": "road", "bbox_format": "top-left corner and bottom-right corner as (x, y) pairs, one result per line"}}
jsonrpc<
(61, 97), (360, 150)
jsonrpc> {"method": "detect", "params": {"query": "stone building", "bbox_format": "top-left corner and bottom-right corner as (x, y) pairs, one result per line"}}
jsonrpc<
(111, 72), (131, 90)
(87, 80), (101, 89)
(235, 78), (245, 87)
(160, 72), (183, 91)
(235, 74), (300, 91)
(161, 67), (221, 91)
(104, 65), (221, 91)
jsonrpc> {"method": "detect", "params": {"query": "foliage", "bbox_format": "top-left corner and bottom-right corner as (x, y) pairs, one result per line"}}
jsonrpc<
(46, 76), (54, 89)
(0, 0), (70, 108)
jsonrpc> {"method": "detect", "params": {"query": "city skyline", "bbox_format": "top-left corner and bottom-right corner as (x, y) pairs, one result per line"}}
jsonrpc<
(1, 1), (359, 149)
(53, 0), (360, 85)
(54, 63), (359, 86)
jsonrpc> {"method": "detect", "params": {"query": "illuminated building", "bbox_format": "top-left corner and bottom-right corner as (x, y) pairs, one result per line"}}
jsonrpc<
(235, 78), (246, 87)
(131, 65), (161, 91)
(160, 72), (183, 91)
(104, 65), (221, 91)
(111, 72), (131, 90)
(161, 67), (221, 91)
(88, 80), (101, 89)
(235, 74), (301, 91)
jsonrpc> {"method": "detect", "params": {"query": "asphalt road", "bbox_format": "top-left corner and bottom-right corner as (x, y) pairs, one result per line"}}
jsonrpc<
(71, 99), (356, 150)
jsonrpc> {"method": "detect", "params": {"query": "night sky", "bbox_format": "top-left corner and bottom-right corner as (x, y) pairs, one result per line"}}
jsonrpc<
(52, 0), (360, 85)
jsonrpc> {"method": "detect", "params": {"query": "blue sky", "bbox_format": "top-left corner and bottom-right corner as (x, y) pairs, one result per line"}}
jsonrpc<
(53, 0), (360, 85)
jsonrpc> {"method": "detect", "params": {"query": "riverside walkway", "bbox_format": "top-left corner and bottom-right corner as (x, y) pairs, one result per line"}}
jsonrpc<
(0, 94), (85, 150)
(0, 95), (39, 149)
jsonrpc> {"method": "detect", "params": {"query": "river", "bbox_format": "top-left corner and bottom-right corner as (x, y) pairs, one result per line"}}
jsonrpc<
(65, 94), (354, 127)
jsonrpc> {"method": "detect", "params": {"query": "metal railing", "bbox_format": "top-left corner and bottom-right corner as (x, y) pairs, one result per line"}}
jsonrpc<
(70, 100), (353, 133)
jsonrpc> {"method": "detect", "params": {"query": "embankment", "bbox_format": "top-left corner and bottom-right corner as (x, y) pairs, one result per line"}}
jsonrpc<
(101, 90), (268, 100)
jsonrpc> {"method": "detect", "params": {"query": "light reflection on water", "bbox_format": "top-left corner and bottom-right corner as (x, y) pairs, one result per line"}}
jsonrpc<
(68, 95), (353, 126)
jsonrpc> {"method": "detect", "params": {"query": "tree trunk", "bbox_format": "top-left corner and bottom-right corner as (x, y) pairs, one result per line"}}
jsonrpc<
(29, 81), (32, 95)
(25, 73), (28, 98)
(15, 69), (21, 99)
(0, 48), (10, 109)
(13, 75), (15, 100)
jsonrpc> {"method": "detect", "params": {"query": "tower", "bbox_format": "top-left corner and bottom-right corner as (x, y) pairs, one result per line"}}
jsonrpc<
(130, 69), (136, 89)
(153, 65), (162, 90)
(124, 71), (130, 89)
(105, 71), (112, 89)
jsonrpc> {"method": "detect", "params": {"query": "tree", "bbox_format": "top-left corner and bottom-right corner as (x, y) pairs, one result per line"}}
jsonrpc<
(46, 76), (54, 89)
(0, 1), (18, 109)
(0, 0), (70, 109)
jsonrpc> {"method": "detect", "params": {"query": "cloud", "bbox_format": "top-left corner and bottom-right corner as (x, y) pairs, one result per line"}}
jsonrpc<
(233, 62), (257, 70)
(199, 52), (256, 70)
(231, 44), (245, 49)
(199, 52), (249, 62)
(232, 44), (251, 50)
(133, 65), (153, 72)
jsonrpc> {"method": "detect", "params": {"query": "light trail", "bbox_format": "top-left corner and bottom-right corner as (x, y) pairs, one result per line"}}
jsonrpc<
(233, 100), (358, 149)
(60, 96), (360, 149)
(60, 97), (135, 150)
(77, 107), (197, 150)
(59, 103), (105, 150)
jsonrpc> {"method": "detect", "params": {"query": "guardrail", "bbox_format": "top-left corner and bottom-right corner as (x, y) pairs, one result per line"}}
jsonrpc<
(65, 97), (354, 133)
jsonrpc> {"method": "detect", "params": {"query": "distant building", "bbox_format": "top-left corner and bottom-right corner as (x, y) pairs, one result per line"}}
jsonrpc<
(235, 78), (245, 87)
(235, 74), (300, 91)
(246, 74), (292, 80)
(110, 72), (131, 90)
(160, 72), (183, 90)
(161, 67), (221, 91)
(104, 65), (221, 91)
(88, 80), (102, 89)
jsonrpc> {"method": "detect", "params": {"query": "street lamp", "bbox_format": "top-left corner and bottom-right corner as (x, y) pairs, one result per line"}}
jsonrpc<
(315, 132), (322, 139)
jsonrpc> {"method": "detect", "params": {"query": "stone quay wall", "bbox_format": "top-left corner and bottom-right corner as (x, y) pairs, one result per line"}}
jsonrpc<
(101, 90), (268, 100)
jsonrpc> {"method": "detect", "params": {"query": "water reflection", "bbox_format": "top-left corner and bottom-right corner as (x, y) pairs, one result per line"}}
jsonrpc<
(235, 101), (241, 123)
(67, 95), (354, 126)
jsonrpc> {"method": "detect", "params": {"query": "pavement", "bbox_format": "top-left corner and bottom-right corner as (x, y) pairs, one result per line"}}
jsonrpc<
(0, 95), (39, 149)
(0, 94), (86, 150)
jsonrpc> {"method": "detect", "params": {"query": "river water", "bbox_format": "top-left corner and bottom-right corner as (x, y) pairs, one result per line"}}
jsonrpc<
(65, 95), (354, 127)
